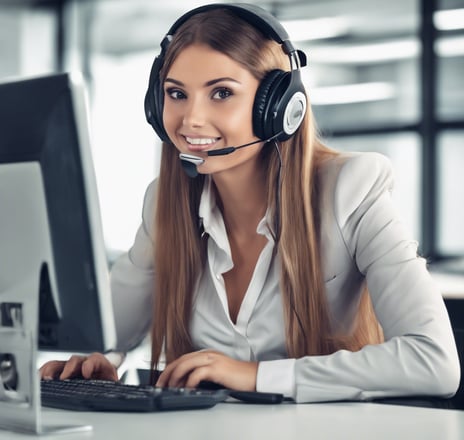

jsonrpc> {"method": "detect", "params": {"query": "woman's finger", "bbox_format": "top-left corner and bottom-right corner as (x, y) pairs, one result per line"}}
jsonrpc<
(160, 351), (217, 387)
(81, 353), (118, 381)
(59, 355), (87, 380)
(184, 365), (216, 389)
(39, 360), (66, 380)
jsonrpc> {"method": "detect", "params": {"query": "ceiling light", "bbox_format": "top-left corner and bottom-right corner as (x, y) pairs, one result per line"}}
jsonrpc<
(309, 39), (419, 64)
(281, 17), (349, 41)
(311, 82), (396, 105)
(435, 36), (464, 57)
(434, 9), (464, 31)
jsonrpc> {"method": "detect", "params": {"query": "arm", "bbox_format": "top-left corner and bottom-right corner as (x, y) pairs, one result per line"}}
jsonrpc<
(110, 179), (157, 353)
(257, 153), (460, 402)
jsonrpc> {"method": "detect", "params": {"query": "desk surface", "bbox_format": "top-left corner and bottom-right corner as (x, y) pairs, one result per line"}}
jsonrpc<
(432, 271), (464, 298)
(1, 401), (464, 440)
(24, 271), (464, 439)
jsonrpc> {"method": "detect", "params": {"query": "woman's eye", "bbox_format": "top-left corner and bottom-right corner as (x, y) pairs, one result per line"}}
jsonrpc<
(166, 89), (186, 100)
(212, 88), (232, 100)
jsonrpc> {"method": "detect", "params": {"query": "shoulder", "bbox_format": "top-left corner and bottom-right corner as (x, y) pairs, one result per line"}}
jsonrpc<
(318, 151), (393, 188)
(317, 151), (394, 226)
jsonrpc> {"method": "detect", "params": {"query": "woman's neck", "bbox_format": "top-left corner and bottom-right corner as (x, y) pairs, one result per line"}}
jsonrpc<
(212, 162), (267, 237)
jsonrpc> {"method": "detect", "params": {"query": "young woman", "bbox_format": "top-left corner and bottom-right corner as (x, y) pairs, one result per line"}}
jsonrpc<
(40, 4), (460, 403)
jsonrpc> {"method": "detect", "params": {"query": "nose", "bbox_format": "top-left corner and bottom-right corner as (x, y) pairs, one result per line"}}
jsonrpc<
(182, 95), (207, 128)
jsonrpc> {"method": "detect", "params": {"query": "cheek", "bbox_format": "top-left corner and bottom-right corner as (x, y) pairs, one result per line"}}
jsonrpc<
(221, 101), (255, 135)
(162, 103), (174, 134)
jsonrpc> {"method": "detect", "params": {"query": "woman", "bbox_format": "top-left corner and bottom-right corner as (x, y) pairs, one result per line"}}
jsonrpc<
(41, 4), (460, 403)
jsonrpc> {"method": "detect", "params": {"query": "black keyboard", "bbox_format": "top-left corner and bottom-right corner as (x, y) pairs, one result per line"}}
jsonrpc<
(40, 379), (229, 412)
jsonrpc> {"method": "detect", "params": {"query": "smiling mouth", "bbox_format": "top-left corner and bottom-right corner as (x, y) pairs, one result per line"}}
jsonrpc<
(183, 135), (221, 151)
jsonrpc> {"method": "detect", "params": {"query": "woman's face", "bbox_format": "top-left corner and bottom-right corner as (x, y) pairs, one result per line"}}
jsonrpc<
(163, 43), (263, 176)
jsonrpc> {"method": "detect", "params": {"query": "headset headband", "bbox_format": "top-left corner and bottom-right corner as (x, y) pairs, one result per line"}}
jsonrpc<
(162, 3), (307, 68)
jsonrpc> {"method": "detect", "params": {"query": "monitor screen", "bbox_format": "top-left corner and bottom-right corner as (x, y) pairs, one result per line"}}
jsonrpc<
(0, 72), (116, 353)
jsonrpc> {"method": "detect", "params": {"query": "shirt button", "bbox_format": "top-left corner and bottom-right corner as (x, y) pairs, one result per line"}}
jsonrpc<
(216, 273), (221, 280)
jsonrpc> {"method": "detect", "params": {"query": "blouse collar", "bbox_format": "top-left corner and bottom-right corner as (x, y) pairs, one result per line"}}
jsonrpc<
(198, 176), (275, 244)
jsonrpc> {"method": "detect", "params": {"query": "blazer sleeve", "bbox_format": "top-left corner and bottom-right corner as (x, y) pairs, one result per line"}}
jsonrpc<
(257, 153), (460, 402)
(109, 179), (157, 352)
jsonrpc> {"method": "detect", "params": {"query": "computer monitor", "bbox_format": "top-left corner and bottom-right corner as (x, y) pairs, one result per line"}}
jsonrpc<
(0, 72), (116, 353)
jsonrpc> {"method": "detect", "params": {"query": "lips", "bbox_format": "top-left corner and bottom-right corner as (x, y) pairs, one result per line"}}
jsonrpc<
(183, 135), (221, 152)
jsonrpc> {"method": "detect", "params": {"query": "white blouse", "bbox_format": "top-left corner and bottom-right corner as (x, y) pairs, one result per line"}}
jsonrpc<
(110, 152), (460, 402)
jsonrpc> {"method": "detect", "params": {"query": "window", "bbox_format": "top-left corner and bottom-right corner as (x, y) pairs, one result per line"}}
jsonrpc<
(438, 132), (464, 255)
(1, 0), (462, 269)
(435, 0), (464, 263)
(277, 0), (423, 246)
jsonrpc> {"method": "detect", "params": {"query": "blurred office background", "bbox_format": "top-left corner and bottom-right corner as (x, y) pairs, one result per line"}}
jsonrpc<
(0, 0), (463, 269)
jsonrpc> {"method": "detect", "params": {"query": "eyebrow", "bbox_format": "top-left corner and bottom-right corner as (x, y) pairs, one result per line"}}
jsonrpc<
(164, 77), (241, 87)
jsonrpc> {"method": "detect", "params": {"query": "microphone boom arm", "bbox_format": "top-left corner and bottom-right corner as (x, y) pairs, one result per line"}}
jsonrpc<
(178, 132), (282, 177)
(207, 146), (236, 156)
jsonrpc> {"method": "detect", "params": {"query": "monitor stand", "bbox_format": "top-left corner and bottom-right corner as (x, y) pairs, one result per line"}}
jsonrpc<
(0, 163), (91, 434)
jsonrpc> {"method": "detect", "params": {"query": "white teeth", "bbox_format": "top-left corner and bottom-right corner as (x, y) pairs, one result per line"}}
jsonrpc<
(185, 136), (218, 145)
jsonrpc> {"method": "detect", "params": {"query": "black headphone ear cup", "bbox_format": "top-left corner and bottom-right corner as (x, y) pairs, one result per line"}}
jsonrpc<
(252, 69), (286, 140)
(144, 56), (170, 142)
(253, 69), (307, 142)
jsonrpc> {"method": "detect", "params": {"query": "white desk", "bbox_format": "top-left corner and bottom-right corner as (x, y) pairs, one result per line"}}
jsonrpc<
(432, 271), (464, 299)
(21, 271), (464, 439)
(1, 401), (464, 440)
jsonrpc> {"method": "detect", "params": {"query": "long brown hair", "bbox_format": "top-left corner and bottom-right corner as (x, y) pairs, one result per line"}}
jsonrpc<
(150, 8), (382, 372)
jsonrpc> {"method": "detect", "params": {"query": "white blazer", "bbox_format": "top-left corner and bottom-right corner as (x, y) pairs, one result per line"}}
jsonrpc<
(110, 152), (460, 402)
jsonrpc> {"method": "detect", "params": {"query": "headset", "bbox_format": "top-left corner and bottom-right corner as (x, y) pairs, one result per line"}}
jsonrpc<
(144, 2), (308, 145)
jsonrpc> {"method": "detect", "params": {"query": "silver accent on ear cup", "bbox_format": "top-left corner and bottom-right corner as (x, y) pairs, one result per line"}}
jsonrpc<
(283, 91), (306, 135)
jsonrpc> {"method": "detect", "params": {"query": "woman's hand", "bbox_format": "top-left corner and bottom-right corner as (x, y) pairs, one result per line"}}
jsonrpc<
(39, 352), (118, 381)
(156, 350), (258, 391)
